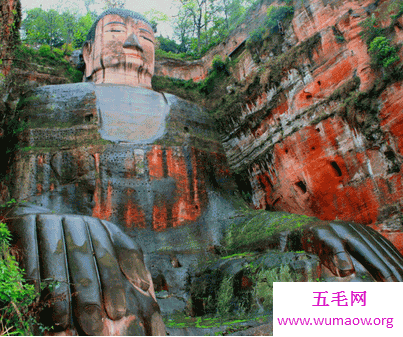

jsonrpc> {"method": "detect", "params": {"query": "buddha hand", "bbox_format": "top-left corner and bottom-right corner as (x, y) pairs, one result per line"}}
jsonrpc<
(7, 213), (165, 336)
(295, 220), (403, 281)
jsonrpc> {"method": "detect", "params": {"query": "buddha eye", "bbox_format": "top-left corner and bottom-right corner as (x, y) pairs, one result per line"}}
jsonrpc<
(141, 36), (154, 44)
(108, 29), (125, 33)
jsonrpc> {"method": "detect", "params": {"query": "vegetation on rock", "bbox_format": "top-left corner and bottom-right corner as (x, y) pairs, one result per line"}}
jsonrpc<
(0, 220), (56, 335)
(368, 36), (400, 69)
(172, 0), (264, 57)
(246, 4), (294, 63)
(13, 44), (83, 83)
(359, 13), (401, 71)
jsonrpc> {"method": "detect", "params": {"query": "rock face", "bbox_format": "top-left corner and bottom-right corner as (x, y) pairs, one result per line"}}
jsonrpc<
(154, 0), (403, 252)
(0, 0), (20, 77)
(209, 0), (403, 252)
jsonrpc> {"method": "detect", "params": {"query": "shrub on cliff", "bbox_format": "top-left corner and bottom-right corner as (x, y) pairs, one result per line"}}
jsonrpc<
(13, 44), (83, 83)
(212, 55), (227, 73)
(359, 13), (401, 72)
(0, 222), (38, 335)
(369, 36), (400, 69)
(265, 5), (294, 33)
(246, 5), (294, 62)
(0, 218), (61, 335)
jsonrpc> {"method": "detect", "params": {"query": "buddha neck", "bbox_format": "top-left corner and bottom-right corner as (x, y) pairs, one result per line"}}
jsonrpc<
(90, 67), (152, 88)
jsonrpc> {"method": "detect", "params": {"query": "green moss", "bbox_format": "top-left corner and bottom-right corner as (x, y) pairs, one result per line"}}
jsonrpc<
(155, 50), (191, 61)
(223, 210), (318, 253)
(220, 252), (256, 260)
(252, 264), (295, 311)
(163, 311), (270, 329)
(25, 130), (112, 153)
(27, 120), (80, 129)
(152, 76), (205, 103)
(217, 275), (234, 315)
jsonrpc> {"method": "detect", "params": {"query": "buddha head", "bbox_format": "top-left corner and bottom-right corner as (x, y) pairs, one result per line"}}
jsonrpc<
(83, 8), (155, 88)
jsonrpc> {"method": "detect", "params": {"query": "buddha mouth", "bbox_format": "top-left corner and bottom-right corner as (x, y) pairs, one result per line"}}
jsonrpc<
(124, 52), (142, 60)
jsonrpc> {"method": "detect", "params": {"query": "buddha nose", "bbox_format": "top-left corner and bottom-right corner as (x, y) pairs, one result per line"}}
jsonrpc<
(123, 33), (143, 51)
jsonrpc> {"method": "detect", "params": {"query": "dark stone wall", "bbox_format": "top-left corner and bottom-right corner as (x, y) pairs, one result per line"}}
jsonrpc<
(0, 0), (21, 202)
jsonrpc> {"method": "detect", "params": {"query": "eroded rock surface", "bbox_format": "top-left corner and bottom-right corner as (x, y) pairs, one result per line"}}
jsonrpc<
(207, 0), (403, 253)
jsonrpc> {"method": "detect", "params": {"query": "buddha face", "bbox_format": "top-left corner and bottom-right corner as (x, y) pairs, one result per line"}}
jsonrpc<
(83, 14), (155, 88)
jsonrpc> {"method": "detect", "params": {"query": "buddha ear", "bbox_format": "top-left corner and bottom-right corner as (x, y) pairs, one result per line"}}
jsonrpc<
(82, 41), (93, 78)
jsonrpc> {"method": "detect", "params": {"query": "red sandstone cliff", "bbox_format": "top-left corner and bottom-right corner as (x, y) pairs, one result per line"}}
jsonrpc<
(156, 0), (403, 252)
(223, 0), (403, 251)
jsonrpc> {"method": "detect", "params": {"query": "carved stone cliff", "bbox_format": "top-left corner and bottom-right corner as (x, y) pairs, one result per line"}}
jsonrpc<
(221, 0), (403, 252)
(155, 0), (403, 253)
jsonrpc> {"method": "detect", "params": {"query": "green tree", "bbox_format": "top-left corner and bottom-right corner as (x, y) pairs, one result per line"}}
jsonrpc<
(175, 0), (211, 53)
(172, 0), (259, 56)
(157, 36), (182, 53)
(144, 8), (170, 33)
(218, 0), (246, 31)
(102, 0), (126, 9)
(22, 8), (94, 50)
(23, 8), (65, 48)
(60, 9), (79, 47)
(72, 12), (94, 48)
(172, 7), (194, 53)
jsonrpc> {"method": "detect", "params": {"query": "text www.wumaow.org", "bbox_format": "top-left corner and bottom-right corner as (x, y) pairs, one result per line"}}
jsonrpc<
(277, 317), (393, 328)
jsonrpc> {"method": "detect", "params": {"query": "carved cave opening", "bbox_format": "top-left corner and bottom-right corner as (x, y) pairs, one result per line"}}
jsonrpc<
(295, 181), (307, 194)
(153, 273), (169, 292)
(235, 171), (253, 203)
(84, 114), (94, 123)
(385, 150), (400, 174)
(330, 161), (342, 177)
(203, 156), (220, 189)
(267, 197), (281, 211)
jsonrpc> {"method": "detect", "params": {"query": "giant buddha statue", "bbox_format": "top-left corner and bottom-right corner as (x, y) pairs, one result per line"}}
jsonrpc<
(4, 7), (403, 336)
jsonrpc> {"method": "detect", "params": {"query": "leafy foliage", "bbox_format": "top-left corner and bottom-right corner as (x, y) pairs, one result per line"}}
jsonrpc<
(265, 5), (294, 33)
(212, 55), (227, 73)
(0, 223), (37, 335)
(22, 7), (95, 49)
(369, 36), (399, 68)
(157, 36), (183, 54)
(172, 0), (263, 58)
(358, 12), (400, 71)
(246, 5), (294, 62)
(13, 44), (83, 83)
(223, 209), (316, 254)
(358, 14), (385, 47)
